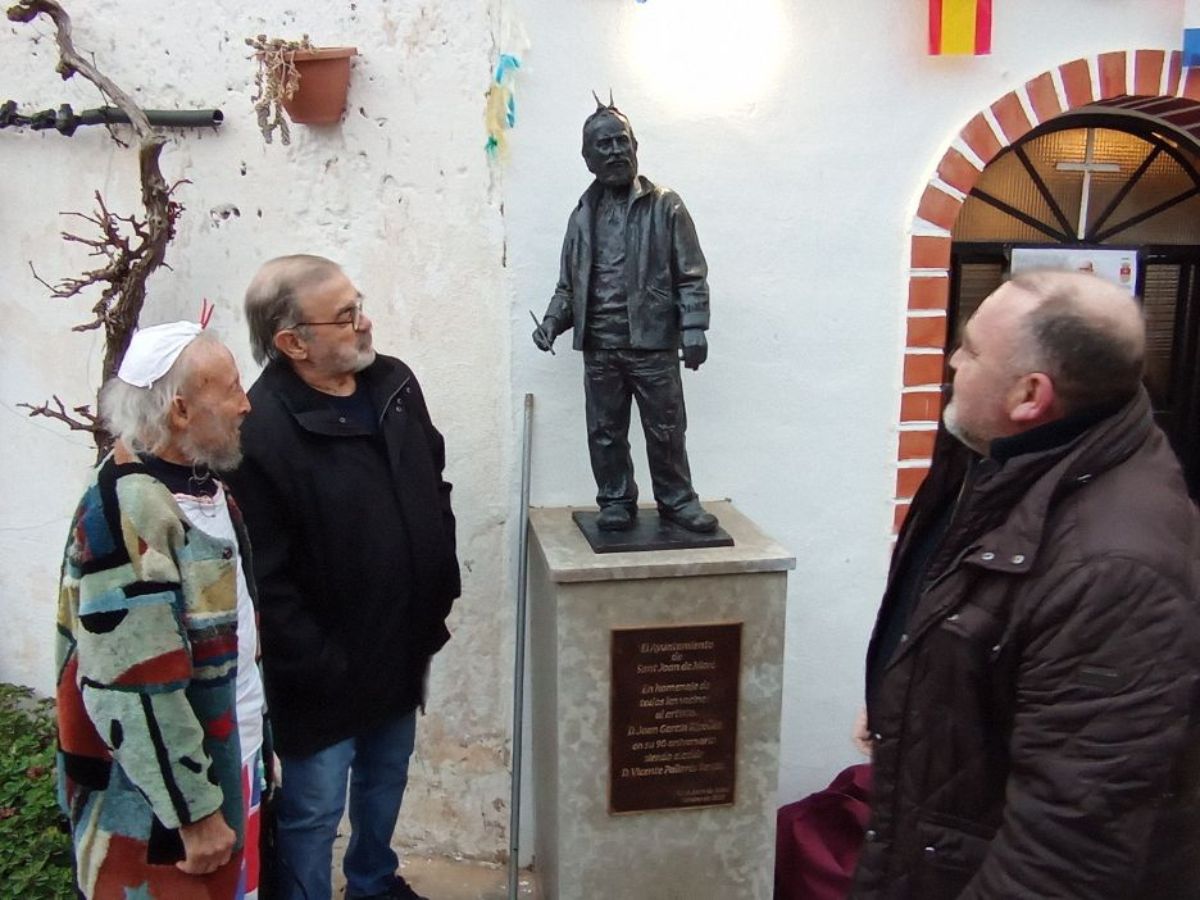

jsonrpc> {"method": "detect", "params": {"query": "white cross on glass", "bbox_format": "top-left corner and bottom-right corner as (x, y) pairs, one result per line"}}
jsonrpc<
(1055, 128), (1121, 240)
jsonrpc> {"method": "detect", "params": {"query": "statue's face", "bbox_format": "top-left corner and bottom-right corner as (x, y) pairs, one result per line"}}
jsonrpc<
(583, 114), (638, 188)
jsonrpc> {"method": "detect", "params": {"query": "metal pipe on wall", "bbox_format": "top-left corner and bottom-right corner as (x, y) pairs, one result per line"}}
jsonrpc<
(508, 392), (535, 900)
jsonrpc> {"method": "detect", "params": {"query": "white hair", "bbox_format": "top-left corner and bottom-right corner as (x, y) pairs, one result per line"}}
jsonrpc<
(99, 331), (220, 454)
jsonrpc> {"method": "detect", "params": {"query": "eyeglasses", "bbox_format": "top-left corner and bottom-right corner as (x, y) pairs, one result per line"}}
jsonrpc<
(294, 299), (365, 330)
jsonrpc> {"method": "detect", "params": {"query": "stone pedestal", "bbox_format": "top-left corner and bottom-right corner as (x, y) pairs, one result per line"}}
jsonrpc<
(528, 501), (794, 900)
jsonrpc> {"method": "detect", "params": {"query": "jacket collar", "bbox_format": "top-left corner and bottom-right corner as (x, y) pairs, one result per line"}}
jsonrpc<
(580, 174), (655, 214)
(258, 355), (412, 436)
(958, 387), (1153, 576)
(988, 395), (1126, 462)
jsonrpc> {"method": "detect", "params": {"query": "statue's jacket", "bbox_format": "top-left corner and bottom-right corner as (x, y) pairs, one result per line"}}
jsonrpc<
(55, 449), (253, 896)
(546, 174), (710, 349)
(851, 388), (1200, 899)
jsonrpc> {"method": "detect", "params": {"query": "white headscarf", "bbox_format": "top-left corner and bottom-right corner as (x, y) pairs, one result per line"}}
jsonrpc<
(116, 322), (203, 388)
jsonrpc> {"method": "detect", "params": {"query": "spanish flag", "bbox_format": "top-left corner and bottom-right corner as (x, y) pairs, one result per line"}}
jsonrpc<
(929, 0), (992, 56)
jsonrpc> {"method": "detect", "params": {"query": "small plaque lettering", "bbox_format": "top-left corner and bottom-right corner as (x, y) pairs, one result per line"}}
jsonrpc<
(609, 622), (742, 814)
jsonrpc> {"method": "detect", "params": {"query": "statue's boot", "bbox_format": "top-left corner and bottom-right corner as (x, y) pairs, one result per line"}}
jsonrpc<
(597, 504), (636, 531)
(659, 500), (718, 533)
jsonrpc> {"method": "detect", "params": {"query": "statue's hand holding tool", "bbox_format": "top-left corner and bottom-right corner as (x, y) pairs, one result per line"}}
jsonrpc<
(530, 311), (557, 354)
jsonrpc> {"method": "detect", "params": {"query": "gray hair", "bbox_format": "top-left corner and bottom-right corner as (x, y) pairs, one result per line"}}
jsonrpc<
(244, 254), (343, 364)
(99, 331), (220, 454)
(1011, 272), (1146, 415)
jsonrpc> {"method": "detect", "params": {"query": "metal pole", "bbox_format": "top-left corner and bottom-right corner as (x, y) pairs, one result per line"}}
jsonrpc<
(83, 107), (225, 128)
(0, 101), (224, 135)
(508, 393), (535, 899)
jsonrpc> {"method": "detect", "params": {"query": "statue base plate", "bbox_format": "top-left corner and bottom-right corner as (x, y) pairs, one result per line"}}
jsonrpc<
(572, 509), (735, 553)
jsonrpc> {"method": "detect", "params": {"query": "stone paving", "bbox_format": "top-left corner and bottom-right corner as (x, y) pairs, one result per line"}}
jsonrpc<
(330, 835), (540, 899)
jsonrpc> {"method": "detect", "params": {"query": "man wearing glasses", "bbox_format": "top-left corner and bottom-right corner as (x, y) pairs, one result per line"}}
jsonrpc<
(230, 255), (460, 900)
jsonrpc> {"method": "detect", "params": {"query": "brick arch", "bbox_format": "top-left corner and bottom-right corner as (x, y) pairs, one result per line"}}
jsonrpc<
(893, 49), (1200, 531)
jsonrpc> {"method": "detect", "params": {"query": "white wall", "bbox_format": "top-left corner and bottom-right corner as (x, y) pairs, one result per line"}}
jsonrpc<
(0, 0), (1184, 863)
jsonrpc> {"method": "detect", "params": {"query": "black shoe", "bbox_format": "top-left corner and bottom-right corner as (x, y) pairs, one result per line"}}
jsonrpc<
(353, 875), (429, 900)
(388, 877), (429, 900)
(596, 505), (636, 531)
(659, 502), (718, 533)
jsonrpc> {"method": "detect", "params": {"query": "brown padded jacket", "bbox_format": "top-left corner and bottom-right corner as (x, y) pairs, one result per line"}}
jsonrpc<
(852, 389), (1200, 899)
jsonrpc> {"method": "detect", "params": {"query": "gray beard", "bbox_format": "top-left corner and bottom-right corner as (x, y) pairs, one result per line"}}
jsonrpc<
(178, 433), (244, 472)
(942, 401), (988, 456)
(353, 347), (377, 372)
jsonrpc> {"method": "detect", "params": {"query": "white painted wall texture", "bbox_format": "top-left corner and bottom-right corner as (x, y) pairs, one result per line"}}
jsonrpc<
(0, 0), (1185, 864)
(1, 0), (513, 860)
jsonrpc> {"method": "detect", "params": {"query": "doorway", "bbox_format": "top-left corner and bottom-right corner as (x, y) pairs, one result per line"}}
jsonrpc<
(948, 113), (1200, 495)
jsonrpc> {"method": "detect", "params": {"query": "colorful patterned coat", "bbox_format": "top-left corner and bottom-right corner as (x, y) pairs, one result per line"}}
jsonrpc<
(56, 448), (249, 898)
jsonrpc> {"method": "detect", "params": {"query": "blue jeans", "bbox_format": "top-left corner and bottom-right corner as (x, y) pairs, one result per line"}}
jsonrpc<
(275, 710), (417, 899)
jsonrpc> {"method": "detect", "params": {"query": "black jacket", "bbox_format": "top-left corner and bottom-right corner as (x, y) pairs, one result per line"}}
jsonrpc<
(853, 390), (1200, 899)
(228, 354), (460, 756)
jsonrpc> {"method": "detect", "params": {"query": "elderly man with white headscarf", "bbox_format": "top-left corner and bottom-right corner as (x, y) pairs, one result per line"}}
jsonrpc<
(54, 322), (268, 900)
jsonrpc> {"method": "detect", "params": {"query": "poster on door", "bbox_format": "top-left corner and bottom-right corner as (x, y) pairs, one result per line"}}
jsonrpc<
(1010, 247), (1137, 295)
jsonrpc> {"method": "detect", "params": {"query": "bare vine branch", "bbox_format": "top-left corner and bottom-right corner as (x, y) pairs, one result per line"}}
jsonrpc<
(17, 397), (100, 435)
(8, 0), (186, 459)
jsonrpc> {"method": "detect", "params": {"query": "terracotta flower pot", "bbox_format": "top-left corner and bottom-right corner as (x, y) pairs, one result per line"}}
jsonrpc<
(281, 47), (358, 125)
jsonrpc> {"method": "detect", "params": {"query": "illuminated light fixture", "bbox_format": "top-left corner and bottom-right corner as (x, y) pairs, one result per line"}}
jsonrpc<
(628, 0), (789, 116)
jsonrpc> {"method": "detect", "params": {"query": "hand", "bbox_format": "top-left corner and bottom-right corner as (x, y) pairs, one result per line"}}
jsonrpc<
(852, 706), (873, 760)
(532, 317), (558, 352)
(176, 810), (235, 875)
(681, 329), (707, 370)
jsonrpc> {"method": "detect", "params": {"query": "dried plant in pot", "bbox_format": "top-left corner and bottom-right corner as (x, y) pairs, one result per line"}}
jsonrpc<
(247, 34), (358, 144)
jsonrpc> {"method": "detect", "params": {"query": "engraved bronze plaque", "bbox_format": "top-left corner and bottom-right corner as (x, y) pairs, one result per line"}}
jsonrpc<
(610, 622), (742, 814)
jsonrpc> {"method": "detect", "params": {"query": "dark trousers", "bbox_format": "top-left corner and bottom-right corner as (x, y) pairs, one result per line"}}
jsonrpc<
(583, 348), (698, 513)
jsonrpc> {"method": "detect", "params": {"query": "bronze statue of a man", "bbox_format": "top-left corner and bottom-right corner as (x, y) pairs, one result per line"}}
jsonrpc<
(533, 100), (717, 534)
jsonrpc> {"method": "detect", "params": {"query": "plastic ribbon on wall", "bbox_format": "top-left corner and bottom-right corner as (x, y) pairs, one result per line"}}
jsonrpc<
(485, 53), (521, 158)
(1186, 0), (1200, 67)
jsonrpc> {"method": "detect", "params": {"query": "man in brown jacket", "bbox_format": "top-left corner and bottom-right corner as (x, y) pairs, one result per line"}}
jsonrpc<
(853, 270), (1200, 899)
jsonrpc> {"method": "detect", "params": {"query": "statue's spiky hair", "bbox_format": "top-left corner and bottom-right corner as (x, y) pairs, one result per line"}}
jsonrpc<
(582, 90), (635, 147)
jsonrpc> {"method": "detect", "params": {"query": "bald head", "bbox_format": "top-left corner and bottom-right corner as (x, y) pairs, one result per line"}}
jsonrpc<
(1010, 271), (1145, 415)
(244, 254), (345, 364)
